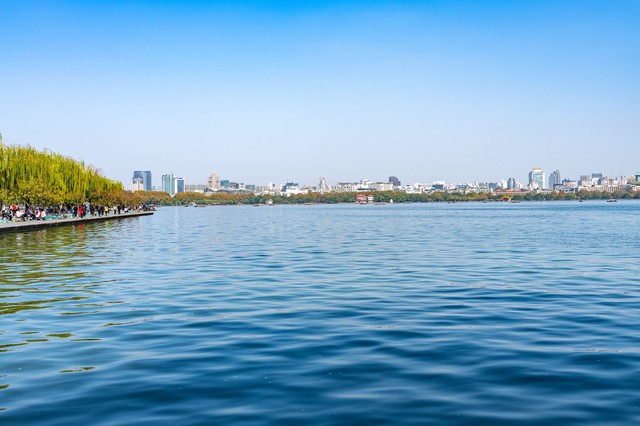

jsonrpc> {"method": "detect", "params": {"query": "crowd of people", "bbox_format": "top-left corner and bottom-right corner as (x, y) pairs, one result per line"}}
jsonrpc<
(0, 203), (155, 223)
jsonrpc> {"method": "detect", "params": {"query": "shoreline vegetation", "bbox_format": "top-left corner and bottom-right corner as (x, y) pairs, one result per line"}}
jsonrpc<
(135, 188), (639, 207)
(0, 141), (150, 222)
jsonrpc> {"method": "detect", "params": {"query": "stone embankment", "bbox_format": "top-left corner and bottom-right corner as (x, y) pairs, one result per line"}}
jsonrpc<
(0, 211), (154, 234)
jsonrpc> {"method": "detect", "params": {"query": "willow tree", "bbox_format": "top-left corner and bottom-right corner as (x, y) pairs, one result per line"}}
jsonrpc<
(0, 142), (123, 210)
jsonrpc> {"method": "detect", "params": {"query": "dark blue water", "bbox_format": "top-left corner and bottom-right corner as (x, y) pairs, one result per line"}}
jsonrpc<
(1, 202), (639, 425)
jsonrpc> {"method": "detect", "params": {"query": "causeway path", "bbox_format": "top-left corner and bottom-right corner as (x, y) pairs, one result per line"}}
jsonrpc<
(0, 211), (154, 234)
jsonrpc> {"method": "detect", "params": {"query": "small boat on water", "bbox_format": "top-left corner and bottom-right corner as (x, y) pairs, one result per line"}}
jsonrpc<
(607, 199), (618, 203)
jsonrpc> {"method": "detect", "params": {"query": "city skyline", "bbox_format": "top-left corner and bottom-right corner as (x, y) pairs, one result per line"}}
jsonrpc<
(137, 166), (635, 195)
(1, 1), (639, 185)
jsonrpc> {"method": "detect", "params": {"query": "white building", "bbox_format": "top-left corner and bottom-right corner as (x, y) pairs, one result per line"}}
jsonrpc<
(132, 178), (145, 192)
(208, 171), (221, 191)
(318, 177), (330, 193)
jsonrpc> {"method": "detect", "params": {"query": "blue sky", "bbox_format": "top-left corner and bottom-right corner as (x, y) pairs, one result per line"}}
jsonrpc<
(1, 0), (638, 187)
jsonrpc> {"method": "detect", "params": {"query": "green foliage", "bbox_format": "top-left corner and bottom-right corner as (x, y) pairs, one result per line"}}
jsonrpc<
(134, 188), (638, 206)
(0, 143), (123, 205)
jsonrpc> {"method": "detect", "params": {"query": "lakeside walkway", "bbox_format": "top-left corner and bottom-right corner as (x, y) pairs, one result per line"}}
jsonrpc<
(0, 211), (154, 234)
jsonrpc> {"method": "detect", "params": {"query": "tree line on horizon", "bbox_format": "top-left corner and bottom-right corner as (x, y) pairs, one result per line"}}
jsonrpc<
(131, 187), (640, 207)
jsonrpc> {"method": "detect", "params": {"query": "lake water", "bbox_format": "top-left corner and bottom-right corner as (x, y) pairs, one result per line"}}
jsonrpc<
(1, 202), (639, 425)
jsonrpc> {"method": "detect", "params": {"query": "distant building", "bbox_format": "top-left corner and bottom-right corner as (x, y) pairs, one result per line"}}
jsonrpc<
(389, 176), (401, 187)
(174, 177), (185, 194)
(372, 182), (393, 191)
(432, 181), (445, 191)
(528, 168), (545, 190)
(589, 173), (603, 186)
(208, 171), (221, 191)
(507, 178), (516, 190)
(281, 182), (298, 192)
(549, 170), (561, 188)
(132, 177), (145, 192)
(132, 170), (152, 191)
(318, 177), (329, 193)
(185, 184), (208, 193)
(333, 182), (357, 192)
(161, 173), (175, 195)
(356, 194), (374, 204)
(220, 180), (230, 189)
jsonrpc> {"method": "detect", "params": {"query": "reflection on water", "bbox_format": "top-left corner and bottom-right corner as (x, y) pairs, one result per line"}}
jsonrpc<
(1, 227), (93, 317)
(1, 204), (640, 425)
(1, 219), (136, 415)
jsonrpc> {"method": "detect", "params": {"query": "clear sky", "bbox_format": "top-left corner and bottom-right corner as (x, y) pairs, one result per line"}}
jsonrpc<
(1, 0), (638, 187)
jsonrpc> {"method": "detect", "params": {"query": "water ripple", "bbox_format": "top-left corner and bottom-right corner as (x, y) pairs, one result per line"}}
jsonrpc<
(1, 203), (640, 425)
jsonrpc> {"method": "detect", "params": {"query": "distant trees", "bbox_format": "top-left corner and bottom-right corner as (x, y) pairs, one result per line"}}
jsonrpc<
(141, 188), (640, 206)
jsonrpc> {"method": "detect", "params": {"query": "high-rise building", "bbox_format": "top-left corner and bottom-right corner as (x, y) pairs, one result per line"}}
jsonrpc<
(528, 168), (545, 190)
(207, 171), (221, 191)
(174, 177), (185, 194)
(132, 170), (152, 191)
(389, 176), (401, 187)
(162, 173), (175, 195)
(548, 170), (561, 188)
(507, 178), (516, 190)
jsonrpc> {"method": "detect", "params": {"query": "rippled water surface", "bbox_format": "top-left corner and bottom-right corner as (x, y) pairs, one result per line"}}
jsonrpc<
(1, 202), (639, 425)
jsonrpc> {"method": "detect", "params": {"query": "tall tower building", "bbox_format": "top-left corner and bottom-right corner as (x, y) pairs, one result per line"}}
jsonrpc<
(548, 170), (561, 188)
(507, 178), (516, 190)
(208, 171), (221, 191)
(132, 170), (152, 191)
(162, 173), (175, 195)
(528, 168), (545, 190)
(174, 177), (185, 194)
(389, 176), (401, 187)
